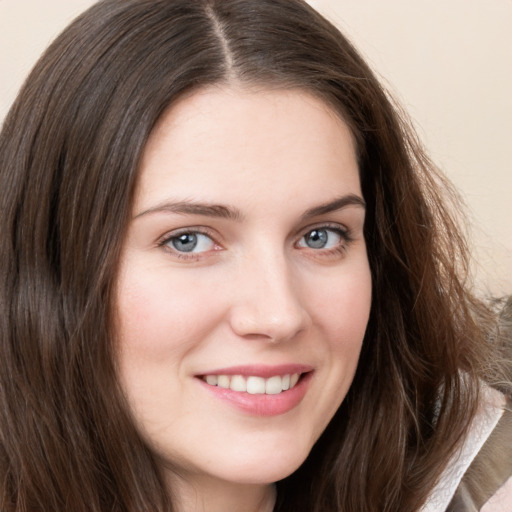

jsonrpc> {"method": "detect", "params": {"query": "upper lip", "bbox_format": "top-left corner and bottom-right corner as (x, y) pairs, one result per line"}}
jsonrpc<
(196, 364), (314, 379)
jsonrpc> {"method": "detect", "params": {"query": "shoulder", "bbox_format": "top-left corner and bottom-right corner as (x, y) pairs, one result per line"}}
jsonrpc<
(449, 393), (512, 512)
(421, 387), (512, 512)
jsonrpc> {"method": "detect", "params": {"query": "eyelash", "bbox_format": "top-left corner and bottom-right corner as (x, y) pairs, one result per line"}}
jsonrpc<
(157, 223), (354, 261)
(295, 223), (354, 259)
(158, 227), (221, 261)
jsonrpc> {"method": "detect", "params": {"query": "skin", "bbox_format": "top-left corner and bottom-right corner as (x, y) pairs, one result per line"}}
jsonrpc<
(115, 86), (372, 512)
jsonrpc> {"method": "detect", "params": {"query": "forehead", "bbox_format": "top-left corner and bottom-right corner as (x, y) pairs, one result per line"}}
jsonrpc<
(136, 86), (361, 211)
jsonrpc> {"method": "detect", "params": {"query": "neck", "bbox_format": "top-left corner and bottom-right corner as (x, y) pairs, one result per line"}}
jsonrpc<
(168, 473), (276, 512)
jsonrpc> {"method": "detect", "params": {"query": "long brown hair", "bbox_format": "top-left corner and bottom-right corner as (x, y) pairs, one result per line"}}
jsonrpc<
(0, 1), (503, 510)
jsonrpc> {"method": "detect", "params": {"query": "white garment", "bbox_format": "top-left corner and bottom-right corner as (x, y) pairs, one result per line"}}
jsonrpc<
(420, 386), (509, 512)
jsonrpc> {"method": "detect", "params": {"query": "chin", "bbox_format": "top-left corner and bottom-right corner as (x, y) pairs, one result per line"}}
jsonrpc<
(213, 441), (312, 485)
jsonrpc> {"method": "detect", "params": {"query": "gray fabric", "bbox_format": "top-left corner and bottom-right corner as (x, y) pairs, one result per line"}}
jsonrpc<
(447, 398), (512, 511)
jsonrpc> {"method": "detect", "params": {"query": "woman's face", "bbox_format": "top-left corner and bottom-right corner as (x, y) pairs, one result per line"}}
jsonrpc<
(115, 87), (371, 489)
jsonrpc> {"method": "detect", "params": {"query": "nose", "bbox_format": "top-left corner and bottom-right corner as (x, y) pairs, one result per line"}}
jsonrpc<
(228, 251), (311, 342)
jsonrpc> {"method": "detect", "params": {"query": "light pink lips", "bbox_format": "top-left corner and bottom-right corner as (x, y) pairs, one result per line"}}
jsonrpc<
(196, 364), (314, 416)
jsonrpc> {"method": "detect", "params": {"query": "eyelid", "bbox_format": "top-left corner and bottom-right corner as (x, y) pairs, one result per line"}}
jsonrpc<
(295, 222), (352, 242)
(157, 226), (223, 258)
(294, 222), (355, 258)
(157, 226), (215, 244)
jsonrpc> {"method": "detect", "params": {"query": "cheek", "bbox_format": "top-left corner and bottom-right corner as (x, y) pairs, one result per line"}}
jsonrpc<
(115, 265), (220, 359)
(114, 268), (216, 434)
(300, 266), (371, 439)
(309, 265), (372, 351)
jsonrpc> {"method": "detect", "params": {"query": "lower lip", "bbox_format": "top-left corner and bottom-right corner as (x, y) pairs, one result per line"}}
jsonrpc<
(198, 372), (313, 417)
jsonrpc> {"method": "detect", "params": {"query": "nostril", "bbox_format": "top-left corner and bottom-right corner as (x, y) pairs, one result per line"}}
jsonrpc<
(228, 306), (309, 342)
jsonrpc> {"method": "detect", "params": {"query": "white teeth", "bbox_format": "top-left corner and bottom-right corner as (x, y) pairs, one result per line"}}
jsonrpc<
(205, 375), (218, 386)
(247, 376), (266, 394)
(265, 375), (282, 395)
(203, 373), (303, 395)
(217, 375), (230, 389)
(230, 375), (246, 392)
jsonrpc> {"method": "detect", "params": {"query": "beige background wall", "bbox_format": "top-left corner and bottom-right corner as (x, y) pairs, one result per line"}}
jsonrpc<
(1, 0), (511, 296)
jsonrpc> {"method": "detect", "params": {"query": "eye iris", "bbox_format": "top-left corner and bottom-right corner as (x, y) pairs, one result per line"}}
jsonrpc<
(306, 229), (328, 249)
(172, 233), (197, 252)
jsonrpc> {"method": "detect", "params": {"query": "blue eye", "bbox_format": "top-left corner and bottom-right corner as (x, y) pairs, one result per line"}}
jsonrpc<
(298, 228), (343, 250)
(167, 232), (215, 253)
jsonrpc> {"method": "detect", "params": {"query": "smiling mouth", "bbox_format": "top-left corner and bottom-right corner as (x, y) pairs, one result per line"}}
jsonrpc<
(201, 373), (302, 395)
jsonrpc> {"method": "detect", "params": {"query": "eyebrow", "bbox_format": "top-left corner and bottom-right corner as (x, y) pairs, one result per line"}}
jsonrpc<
(134, 194), (365, 221)
(300, 194), (366, 220)
(134, 201), (244, 221)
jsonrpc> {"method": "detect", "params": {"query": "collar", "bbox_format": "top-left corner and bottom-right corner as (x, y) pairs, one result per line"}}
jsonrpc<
(420, 385), (506, 512)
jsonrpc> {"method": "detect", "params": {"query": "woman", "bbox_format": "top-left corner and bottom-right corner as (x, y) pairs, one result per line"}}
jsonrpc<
(0, 0), (509, 511)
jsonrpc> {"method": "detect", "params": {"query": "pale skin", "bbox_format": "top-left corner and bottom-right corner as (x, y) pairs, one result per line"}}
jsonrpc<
(115, 85), (372, 512)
